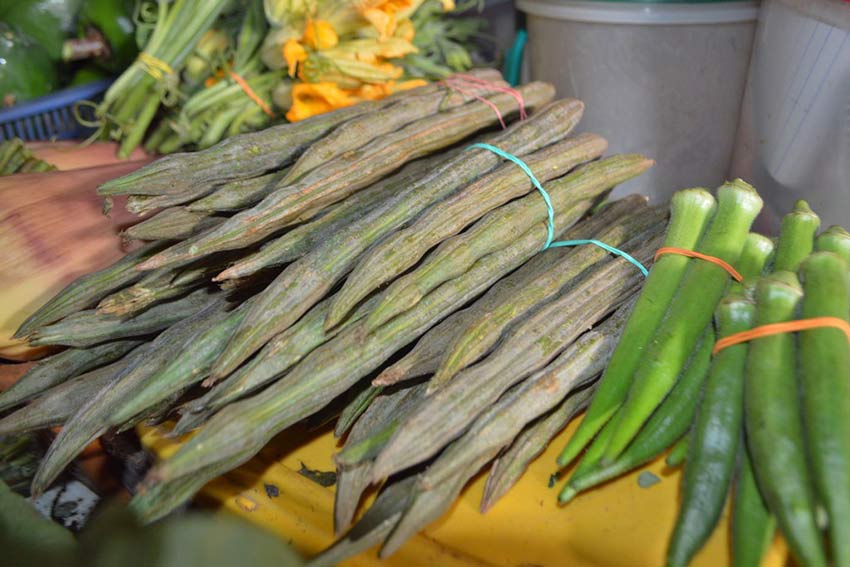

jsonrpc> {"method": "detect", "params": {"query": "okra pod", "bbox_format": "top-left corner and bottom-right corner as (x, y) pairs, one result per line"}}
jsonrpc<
(731, 446), (775, 567)
(603, 181), (762, 462)
(744, 272), (825, 567)
(799, 252), (850, 567)
(558, 188), (717, 466)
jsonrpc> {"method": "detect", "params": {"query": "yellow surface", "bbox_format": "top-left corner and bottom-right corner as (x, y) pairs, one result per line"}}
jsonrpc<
(140, 417), (787, 567)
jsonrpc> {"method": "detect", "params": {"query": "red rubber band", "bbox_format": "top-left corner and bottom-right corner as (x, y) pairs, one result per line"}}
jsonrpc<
(712, 316), (850, 355)
(655, 247), (743, 282)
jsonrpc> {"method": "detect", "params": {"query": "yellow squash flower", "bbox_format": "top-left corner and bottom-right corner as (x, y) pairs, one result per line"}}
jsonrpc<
(283, 39), (308, 77)
(358, 0), (424, 40)
(287, 79), (427, 122)
(302, 19), (339, 50)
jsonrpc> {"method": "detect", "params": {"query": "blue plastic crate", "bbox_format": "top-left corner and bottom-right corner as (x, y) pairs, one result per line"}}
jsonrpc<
(0, 78), (114, 142)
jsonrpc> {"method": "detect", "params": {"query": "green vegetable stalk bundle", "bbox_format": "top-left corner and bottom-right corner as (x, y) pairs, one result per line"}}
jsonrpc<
(0, 139), (56, 175)
(555, 188), (850, 567)
(3, 75), (668, 560)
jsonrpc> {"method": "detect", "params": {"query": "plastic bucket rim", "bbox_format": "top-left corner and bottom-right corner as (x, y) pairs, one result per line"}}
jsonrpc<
(516, 0), (760, 25)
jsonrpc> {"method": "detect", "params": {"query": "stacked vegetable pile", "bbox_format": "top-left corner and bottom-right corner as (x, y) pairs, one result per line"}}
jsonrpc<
(1, 74), (664, 555)
(556, 191), (850, 567)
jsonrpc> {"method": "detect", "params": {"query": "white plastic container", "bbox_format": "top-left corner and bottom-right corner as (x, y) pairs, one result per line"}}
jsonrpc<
(729, 0), (850, 231)
(518, 0), (759, 201)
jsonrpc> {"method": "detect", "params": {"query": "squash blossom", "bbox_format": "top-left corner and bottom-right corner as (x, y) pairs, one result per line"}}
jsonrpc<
(287, 78), (425, 121)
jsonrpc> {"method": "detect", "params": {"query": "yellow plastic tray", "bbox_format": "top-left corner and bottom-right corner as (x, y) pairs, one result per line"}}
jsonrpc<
(139, 416), (787, 567)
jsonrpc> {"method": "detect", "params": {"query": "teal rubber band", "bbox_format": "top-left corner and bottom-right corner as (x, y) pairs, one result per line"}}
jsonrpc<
(466, 143), (649, 277)
(467, 142), (555, 248)
(549, 239), (649, 277)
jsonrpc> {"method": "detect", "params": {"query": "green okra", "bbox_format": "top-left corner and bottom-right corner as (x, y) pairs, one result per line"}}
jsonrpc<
(731, 446), (775, 567)
(558, 329), (714, 503)
(772, 200), (820, 272)
(665, 434), (690, 468)
(557, 188), (716, 467)
(799, 252), (850, 567)
(602, 181), (762, 462)
(815, 225), (850, 264)
(744, 272), (826, 567)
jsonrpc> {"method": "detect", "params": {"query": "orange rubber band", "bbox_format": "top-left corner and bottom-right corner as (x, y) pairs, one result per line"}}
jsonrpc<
(229, 70), (275, 118)
(655, 247), (743, 282)
(712, 316), (850, 355)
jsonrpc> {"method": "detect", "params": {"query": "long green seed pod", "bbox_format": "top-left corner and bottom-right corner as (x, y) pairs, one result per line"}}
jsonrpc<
(186, 169), (289, 213)
(109, 303), (252, 425)
(14, 242), (167, 338)
(327, 109), (593, 327)
(307, 476), (417, 567)
(0, 339), (143, 411)
(480, 385), (594, 513)
(744, 272), (826, 567)
(370, 238), (656, 483)
(206, 97), (587, 380)
(0, 360), (128, 436)
(799, 252), (850, 567)
(365, 154), (654, 330)
(334, 383), (426, 534)
(143, 200), (596, 502)
(31, 299), (231, 495)
(602, 181), (762, 462)
(214, 153), (448, 282)
(187, 294), (382, 422)
(373, 197), (643, 387)
(557, 188), (716, 467)
(137, 83), (555, 270)
(29, 288), (221, 348)
(421, 296), (633, 489)
(97, 83), (430, 196)
(430, 204), (665, 389)
(123, 207), (226, 241)
(283, 70), (506, 183)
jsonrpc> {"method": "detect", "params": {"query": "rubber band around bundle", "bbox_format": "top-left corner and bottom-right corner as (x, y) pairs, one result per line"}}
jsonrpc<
(441, 75), (527, 130)
(465, 143), (649, 276)
(712, 316), (850, 355)
(137, 52), (175, 80)
(228, 70), (276, 118)
(654, 247), (743, 282)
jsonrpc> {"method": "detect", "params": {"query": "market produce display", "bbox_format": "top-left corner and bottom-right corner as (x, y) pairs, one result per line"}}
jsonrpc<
(2, 66), (849, 567)
(3, 74), (658, 548)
